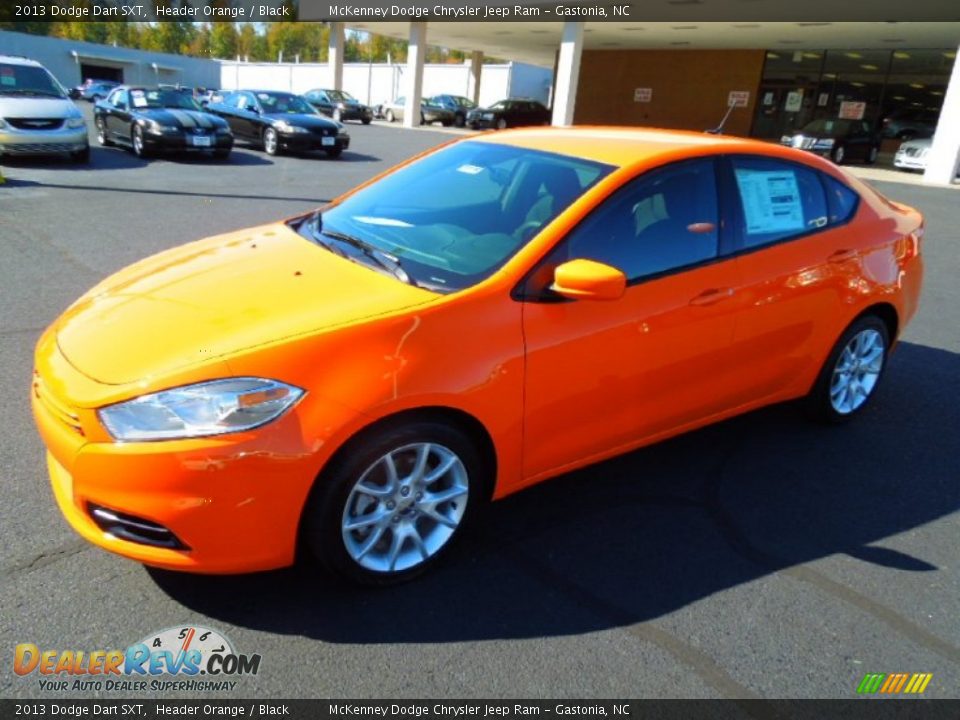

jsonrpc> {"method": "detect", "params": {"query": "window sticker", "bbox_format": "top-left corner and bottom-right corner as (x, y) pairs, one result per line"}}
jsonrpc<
(456, 164), (485, 175)
(0, 68), (15, 86)
(735, 169), (805, 235)
(132, 96), (147, 107)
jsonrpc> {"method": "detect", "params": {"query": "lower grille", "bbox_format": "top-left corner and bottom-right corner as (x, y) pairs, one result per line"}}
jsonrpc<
(7, 118), (64, 130)
(0, 143), (81, 155)
(88, 503), (189, 550)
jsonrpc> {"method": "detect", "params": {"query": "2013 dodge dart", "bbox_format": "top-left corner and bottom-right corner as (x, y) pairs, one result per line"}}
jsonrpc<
(32, 127), (924, 584)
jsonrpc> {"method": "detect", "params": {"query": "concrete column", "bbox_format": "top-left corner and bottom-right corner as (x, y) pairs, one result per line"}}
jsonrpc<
(924, 45), (960, 185)
(551, 21), (584, 127)
(328, 21), (344, 91)
(403, 22), (427, 129)
(469, 50), (483, 105)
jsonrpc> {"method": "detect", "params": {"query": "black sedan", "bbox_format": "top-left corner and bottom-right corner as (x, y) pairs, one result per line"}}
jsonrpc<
(93, 86), (233, 159)
(304, 88), (373, 124)
(207, 90), (350, 158)
(427, 94), (478, 128)
(780, 118), (880, 165)
(466, 99), (551, 130)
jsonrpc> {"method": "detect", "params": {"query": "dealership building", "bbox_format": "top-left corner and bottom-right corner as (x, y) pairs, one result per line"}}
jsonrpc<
(342, 20), (960, 184)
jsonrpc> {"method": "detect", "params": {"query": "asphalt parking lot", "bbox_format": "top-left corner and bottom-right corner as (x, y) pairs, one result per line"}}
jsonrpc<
(1, 105), (958, 700)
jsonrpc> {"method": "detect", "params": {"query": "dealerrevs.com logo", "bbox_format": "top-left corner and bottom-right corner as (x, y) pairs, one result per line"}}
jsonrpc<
(14, 625), (261, 693)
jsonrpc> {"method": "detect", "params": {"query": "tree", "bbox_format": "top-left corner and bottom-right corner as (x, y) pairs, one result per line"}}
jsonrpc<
(209, 22), (238, 60)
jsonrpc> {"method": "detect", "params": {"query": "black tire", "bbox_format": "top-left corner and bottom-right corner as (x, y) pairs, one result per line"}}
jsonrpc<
(262, 127), (279, 156)
(805, 314), (890, 424)
(831, 144), (846, 165)
(131, 125), (150, 158)
(866, 146), (879, 165)
(70, 144), (90, 164)
(496, 118), (508, 130)
(95, 117), (112, 146)
(361, 117), (371, 125)
(454, 113), (466, 128)
(301, 420), (487, 586)
(385, 109), (395, 123)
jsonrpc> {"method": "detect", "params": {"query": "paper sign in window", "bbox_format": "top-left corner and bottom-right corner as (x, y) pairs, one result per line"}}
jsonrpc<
(735, 169), (805, 235)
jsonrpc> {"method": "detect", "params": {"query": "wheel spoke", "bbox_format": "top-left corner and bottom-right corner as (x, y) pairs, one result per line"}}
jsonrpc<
(355, 480), (392, 500)
(354, 526), (385, 560)
(424, 485), (468, 505)
(419, 506), (458, 529)
(408, 526), (429, 560)
(381, 452), (400, 490)
(411, 443), (431, 482)
(343, 509), (389, 532)
(424, 454), (457, 484)
(386, 528), (406, 571)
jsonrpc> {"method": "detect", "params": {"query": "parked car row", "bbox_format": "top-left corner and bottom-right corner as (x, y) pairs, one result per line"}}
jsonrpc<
(780, 119), (881, 165)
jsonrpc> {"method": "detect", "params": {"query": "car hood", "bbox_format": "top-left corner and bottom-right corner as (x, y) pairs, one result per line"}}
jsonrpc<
(55, 222), (436, 385)
(264, 112), (337, 129)
(899, 138), (932, 151)
(139, 108), (228, 130)
(0, 96), (78, 118)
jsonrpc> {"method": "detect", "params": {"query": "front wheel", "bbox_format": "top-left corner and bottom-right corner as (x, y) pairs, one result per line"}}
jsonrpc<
(95, 117), (112, 146)
(301, 421), (486, 585)
(131, 125), (150, 158)
(805, 315), (890, 423)
(496, 118), (508, 130)
(831, 144), (846, 165)
(866, 146), (879, 165)
(385, 109), (395, 123)
(263, 127), (279, 155)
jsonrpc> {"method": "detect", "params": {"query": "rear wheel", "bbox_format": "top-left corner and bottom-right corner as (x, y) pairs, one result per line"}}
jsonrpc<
(454, 113), (466, 128)
(385, 109), (395, 123)
(805, 315), (890, 423)
(496, 118), (508, 130)
(831, 144), (846, 164)
(866, 146), (879, 165)
(301, 421), (486, 585)
(361, 117), (371, 125)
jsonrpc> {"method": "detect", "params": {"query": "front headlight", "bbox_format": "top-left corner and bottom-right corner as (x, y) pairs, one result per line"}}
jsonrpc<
(0, 118), (7, 129)
(98, 378), (304, 441)
(814, 138), (835, 149)
(146, 121), (178, 135)
(274, 121), (309, 133)
(65, 117), (86, 129)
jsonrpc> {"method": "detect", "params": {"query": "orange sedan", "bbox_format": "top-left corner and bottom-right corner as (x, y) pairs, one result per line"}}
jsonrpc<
(32, 127), (924, 584)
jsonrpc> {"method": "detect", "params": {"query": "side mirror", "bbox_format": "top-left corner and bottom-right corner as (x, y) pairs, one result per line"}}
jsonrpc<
(68, 89), (81, 100)
(551, 259), (626, 302)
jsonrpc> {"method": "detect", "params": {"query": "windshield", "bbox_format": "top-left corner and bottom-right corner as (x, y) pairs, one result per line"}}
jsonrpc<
(315, 141), (614, 292)
(453, 96), (477, 108)
(0, 63), (66, 98)
(256, 92), (315, 114)
(133, 89), (201, 111)
(326, 90), (355, 102)
(801, 119), (855, 136)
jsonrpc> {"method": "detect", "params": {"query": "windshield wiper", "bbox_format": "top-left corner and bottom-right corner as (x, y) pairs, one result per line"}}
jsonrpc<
(307, 212), (417, 287)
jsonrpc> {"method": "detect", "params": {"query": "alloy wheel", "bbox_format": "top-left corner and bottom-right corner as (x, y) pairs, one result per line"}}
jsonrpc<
(133, 127), (144, 156)
(829, 328), (885, 414)
(341, 442), (469, 574)
(264, 128), (278, 155)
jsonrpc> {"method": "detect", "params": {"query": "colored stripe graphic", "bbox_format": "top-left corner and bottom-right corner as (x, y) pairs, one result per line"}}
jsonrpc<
(857, 672), (932, 694)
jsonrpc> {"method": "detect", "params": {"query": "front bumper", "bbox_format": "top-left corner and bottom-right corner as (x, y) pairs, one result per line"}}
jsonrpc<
(894, 155), (927, 171)
(338, 107), (372, 122)
(31, 335), (361, 574)
(278, 132), (350, 153)
(143, 132), (233, 154)
(467, 117), (497, 129)
(0, 125), (88, 156)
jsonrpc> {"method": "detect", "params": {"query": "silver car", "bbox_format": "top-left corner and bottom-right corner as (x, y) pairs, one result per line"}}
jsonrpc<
(0, 55), (89, 162)
(893, 138), (932, 172)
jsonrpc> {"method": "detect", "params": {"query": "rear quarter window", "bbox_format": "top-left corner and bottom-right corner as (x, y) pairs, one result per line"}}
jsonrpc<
(822, 174), (860, 224)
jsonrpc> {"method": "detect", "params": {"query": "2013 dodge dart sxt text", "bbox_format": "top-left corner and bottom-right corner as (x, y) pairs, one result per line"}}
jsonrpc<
(32, 127), (924, 584)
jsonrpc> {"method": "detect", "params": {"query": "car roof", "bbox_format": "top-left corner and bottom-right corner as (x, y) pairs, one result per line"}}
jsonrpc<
(472, 126), (806, 168)
(0, 55), (43, 67)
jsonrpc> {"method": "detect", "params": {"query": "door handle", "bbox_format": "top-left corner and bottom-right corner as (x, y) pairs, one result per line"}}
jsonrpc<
(828, 249), (858, 263)
(689, 288), (734, 306)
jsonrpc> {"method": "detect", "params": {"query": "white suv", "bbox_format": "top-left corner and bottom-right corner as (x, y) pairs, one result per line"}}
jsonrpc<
(0, 55), (89, 162)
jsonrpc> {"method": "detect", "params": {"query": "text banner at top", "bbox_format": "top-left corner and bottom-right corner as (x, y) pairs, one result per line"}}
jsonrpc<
(3, 0), (960, 22)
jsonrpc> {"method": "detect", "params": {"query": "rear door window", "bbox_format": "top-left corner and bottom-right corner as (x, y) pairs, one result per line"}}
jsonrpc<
(730, 156), (829, 250)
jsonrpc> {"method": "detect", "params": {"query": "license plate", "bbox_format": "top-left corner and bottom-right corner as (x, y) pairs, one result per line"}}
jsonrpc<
(191, 135), (212, 147)
(322, 136), (336, 146)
